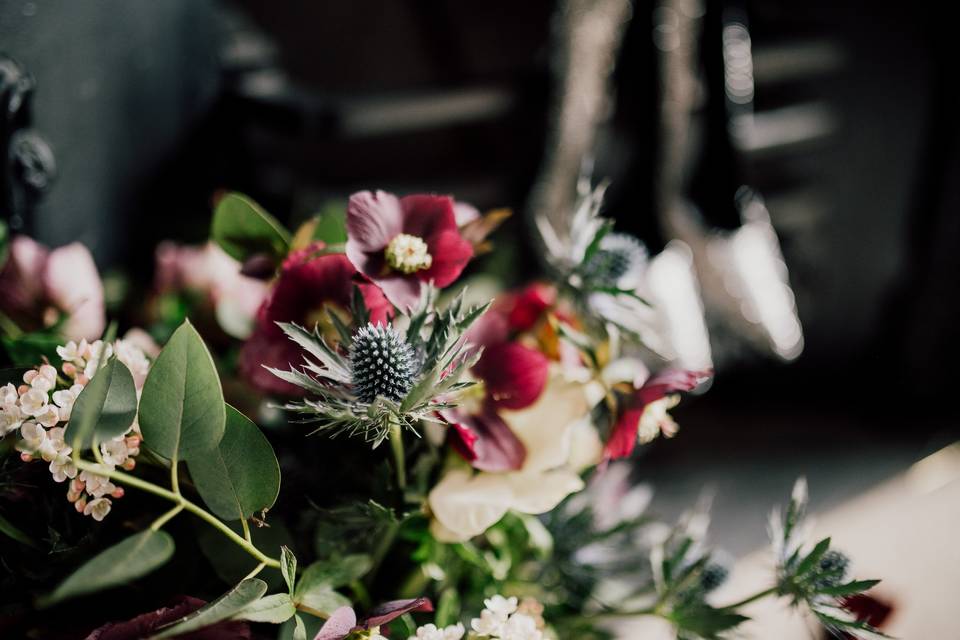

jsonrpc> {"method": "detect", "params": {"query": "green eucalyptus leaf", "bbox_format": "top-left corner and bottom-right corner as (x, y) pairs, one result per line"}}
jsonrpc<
(296, 554), (372, 593)
(189, 404), (280, 521)
(151, 578), (267, 639)
(138, 321), (226, 461)
(294, 586), (350, 618)
(281, 546), (297, 595)
(233, 592), (296, 624)
(211, 192), (290, 262)
(0, 219), (9, 268)
(42, 530), (174, 606)
(196, 521), (291, 591)
(67, 355), (137, 449)
(281, 613), (319, 640)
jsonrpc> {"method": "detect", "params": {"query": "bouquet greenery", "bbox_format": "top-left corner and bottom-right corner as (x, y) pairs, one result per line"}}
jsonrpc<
(0, 186), (884, 639)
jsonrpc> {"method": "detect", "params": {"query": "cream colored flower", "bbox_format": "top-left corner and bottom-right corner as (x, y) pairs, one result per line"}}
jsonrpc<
(429, 367), (599, 542)
(83, 497), (112, 521)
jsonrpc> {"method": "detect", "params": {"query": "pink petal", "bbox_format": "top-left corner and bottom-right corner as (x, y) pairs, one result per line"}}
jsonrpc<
(346, 191), (404, 253)
(399, 194), (458, 239)
(0, 235), (49, 313)
(43, 243), (105, 341)
(417, 229), (473, 288)
(473, 342), (549, 411)
(239, 328), (304, 396)
(369, 273), (422, 312)
(445, 407), (527, 472)
(454, 201), (481, 226)
(359, 598), (433, 629)
(465, 307), (510, 350)
(636, 369), (709, 406)
(313, 606), (358, 640)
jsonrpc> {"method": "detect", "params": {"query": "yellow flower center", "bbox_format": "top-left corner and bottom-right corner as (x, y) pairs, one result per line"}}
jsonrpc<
(385, 233), (433, 274)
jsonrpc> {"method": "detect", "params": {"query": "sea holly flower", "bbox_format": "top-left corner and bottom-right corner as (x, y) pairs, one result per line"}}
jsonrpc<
(272, 289), (486, 446)
(603, 368), (710, 461)
(240, 243), (392, 396)
(346, 191), (473, 311)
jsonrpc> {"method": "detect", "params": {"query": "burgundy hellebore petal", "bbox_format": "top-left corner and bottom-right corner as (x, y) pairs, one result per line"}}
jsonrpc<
(85, 596), (251, 640)
(359, 597), (434, 629)
(472, 342), (550, 411)
(603, 369), (710, 461)
(239, 244), (391, 395)
(507, 282), (557, 332)
(444, 406), (527, 472)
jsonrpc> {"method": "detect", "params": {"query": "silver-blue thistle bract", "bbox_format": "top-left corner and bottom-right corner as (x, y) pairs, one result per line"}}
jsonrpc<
(582, 232), (645, 286)
(349, 323), (418, 403)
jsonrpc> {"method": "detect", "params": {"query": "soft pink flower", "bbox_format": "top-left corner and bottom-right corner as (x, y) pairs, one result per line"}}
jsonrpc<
(0, 235), (105, 340)
(346, 191), (473, 311)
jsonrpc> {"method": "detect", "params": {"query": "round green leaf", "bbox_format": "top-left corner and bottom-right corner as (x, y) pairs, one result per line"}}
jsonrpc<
(68, 355), (137, 449)
(42, 530), (174, 606)
(138, 321), (226, 461)
(233, 593), (296, 624)
(152, 578), (267, 638)
(211, 192), (290, 262)
(188, 404), (280, 521)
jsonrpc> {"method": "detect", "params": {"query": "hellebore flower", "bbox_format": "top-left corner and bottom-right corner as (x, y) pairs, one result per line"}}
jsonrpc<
(84, 595), (251, 639)
(240, 243), (391, 396)
(346, 191), (473, 311)
(0, 235), (105, 340)
(603, 368), (709, 461)
(428, 367), (603, 542)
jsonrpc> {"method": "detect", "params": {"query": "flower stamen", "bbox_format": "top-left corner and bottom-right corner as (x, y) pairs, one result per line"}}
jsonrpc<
(385, 234), (433, 274)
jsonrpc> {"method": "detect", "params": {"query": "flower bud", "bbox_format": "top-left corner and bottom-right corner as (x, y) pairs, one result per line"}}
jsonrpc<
(75, 497), (87, 512)
(20, 453), (33, 462)
(111, 487), (125, 499)
(122, 458), (136, 470)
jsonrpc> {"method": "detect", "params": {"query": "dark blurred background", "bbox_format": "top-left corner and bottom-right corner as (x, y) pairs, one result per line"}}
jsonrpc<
(2, 0), (958, 580)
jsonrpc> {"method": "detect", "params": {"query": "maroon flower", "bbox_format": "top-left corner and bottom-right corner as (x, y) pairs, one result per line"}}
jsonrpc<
(239, 243), (391, 395)
(346, 191), (473, 311)
(314, 599), (433, 640)
(445, 314), (550, 472)
(603, 369), (709, 461)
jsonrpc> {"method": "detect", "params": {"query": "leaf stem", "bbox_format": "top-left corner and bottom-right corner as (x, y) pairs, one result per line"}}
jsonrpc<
(243, 561), (267, 581)
(241, 516), (252, 543)
(389, 421), (406, 490)
(170, 457), (180, 496)
(73, 459), (281, 569)
(722, 586), (778, 610)
(150, 504), (184, 531)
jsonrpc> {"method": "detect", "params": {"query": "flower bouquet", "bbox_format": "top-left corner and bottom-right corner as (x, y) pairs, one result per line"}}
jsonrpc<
(0, 184), (886, 639)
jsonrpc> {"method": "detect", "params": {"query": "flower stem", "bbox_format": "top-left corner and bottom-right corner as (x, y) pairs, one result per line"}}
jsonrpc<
(150, 504), (184, 531)
(73, 459), (281, 569)
(389, 421), (406, 490)
(722, 586), (778, 610)
(243, 561), (267, 581)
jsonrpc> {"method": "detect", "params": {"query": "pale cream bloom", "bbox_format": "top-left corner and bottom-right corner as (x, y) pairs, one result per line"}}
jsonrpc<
(83, 497), (112, 521)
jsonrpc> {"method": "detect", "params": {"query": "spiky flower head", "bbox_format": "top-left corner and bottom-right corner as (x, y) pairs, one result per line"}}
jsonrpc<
(814, 549), (850, 588)
(350, 323), (418, 403)
(699, 562), (730, 592)
(581, 232), (646, 287)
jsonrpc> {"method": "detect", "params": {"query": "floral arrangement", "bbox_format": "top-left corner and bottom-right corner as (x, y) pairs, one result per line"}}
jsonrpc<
(0, 187), (885, 639)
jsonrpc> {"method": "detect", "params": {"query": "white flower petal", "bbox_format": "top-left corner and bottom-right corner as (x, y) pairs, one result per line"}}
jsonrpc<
(507, 469), (584, 515)
(428, 469), (512, 542)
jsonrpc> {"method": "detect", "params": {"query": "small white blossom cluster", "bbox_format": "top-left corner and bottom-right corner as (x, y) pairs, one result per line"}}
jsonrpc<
(406, 595), (546, 640)
(0, 338), (151, 521)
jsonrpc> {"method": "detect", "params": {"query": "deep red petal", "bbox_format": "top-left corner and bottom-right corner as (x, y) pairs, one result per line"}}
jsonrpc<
(239, 328), (305, 397)
(465, 307), (510, 349)
(400, 194), (458, 238)
(507, 282), (557, 331)
(85, 596), (251, 640)
(603, 408), (644, 461)
(444, 407), (527, 472)
(473, 342), (549, 410)
(418, 229), (473, 288)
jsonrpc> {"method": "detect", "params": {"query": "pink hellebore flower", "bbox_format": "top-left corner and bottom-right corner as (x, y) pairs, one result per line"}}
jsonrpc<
(0, 235), (105, 341)
(239, 242), (392, 396)
(346, 191), (473, 311)
(315, 599), (433, 640)
(603, 369), (710, 461)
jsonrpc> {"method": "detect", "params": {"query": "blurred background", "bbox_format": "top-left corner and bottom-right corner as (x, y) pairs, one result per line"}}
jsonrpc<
(3, 0), (958, 636)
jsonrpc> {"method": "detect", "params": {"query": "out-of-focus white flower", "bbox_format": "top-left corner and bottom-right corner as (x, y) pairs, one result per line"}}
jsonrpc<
(408, 622), (465, 640)
(471, 609), (505, 637)
(83, 497), (112, 521)
(56, 340), (87, 365)
(79, 470), (115, 498)
(500, 613), (542, 640)
(35, 403), (61, 428)
(52, 384), (83, 421)
(484, 595), (518, 620)
(636, 395), (681, 444)
(429, 367), (598, 542)
(42, 242), (106, 341)
(82, 340), (114, 380)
